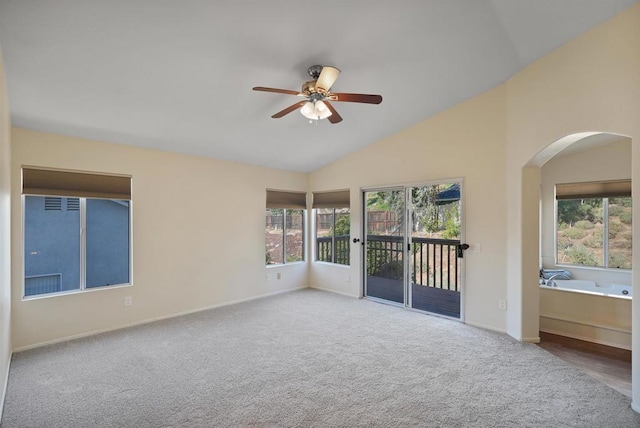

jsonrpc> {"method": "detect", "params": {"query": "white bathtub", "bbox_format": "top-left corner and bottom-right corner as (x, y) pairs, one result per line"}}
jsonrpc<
(540, 279), (632, 298)
(539, 279), (632, 349)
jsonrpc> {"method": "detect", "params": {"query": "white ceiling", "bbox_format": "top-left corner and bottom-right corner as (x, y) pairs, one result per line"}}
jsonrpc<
(0, 0), (637, 172)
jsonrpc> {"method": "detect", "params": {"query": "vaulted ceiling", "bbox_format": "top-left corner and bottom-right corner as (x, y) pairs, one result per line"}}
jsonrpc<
(0, 0), (637, 172)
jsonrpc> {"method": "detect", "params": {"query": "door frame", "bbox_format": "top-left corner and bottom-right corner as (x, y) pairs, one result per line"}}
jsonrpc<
(361, 178), (466, 322)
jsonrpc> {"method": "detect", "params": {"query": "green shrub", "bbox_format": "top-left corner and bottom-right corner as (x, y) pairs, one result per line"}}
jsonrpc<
(565, 246), (600, 266)
(574, 220), (594, 230)
(620, 211), (632, 224)
(609, 252), (631, 270)
(563, 227), (586, 240)
(557, 236), (573, 251)
(331, 213), (351, 236)
(611, 239), (632, 249)
(610, 197), (632, 207)
(609, 221), (623, 239)
(608, 205), (623, 217)
(592, 207), (603, 221)
(442, 217), (460, 239)
(584, 233), (603, 248)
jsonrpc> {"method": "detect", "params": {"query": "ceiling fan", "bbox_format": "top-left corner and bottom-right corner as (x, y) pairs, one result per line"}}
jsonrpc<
(253, 65), (382, 124)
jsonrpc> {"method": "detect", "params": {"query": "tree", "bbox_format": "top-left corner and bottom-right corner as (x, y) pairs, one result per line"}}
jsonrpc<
(557, 199), (602, 226)
(333, 212), (350, 236)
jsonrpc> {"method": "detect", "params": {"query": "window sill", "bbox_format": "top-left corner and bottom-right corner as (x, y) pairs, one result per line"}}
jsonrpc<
(554, 264), (632, 273)
(22, 282), (132, 302)
(313, 261), (351, 268)
(265, 261), (306, 268)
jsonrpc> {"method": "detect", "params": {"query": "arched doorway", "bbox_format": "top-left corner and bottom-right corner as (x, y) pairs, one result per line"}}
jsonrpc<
(520, 131), (634, 403)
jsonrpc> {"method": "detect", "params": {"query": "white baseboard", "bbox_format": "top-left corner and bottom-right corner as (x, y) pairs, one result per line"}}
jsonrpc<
(540, 314), (631, 334)
(464, 321), (537, 343)
(632, 401), (640, 414)
(0, 351), (11, 425)
(309, 285), (359, 299)
(464, 320), (507, 335)
(13, 286), (309, 353)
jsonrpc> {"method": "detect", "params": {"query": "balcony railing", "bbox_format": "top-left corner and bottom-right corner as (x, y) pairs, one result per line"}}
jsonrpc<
(316, 235), (350, 265)
(410, 237), (461, 291)
(317, 235), (461, 292)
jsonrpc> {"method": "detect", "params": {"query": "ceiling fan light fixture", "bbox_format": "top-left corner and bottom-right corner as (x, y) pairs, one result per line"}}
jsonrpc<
(315, 66), (341, 93)
(300, 101), (315, 119)
(300, 100), (332, 121)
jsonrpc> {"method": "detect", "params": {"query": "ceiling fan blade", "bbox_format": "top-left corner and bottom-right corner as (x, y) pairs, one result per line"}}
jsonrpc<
(329, 93), (383, 104)
(253, 86), (302, 96)
(315, 66), (341, 93)
(271, 101), (307, 118)
(324, 101), (343, 124)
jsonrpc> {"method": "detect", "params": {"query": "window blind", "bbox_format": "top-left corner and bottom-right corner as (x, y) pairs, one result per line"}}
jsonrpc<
(266, 190), (307, 209)
(312, 190), (350, 208)
(22, 167), (132, 200)
(555, 180), (631, 200)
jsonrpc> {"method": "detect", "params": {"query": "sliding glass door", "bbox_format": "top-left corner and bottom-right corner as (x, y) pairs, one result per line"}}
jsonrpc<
(363, 182), (464, 319)
(408, 183), (462, 318)
(363, 189), (405, 304)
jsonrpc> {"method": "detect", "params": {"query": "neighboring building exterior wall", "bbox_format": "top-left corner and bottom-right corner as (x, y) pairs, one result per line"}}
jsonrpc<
(24, 197), (81, 293)
(24, 197), (130, 295)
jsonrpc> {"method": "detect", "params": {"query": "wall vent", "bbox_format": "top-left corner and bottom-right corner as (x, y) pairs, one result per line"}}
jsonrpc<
(44, 197), (62, 211)
(66, 198), (80, 211)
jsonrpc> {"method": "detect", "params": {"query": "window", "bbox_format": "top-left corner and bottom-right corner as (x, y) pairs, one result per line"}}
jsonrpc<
(313, 190), (350, 265)
(265, 190), (306, 265)
(22, 168), (132, 297)
(556, 180), (631, 269)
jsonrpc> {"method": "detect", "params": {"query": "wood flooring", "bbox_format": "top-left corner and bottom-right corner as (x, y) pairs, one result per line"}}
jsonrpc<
(537, 332), (632, 398)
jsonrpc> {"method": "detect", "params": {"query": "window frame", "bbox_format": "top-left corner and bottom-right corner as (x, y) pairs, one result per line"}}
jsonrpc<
(555, 196), (631, 270)
(314, 207), (351, 265)
(265, 208), (306, 266)
(22, 194), (133, 299)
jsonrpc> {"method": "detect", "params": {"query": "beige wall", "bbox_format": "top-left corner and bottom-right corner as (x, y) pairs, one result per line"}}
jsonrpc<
(503, 3), (640, 409)
(10, 129), (309, 350)
(309, 85), (508, 332)
(0, 50), (11, 422)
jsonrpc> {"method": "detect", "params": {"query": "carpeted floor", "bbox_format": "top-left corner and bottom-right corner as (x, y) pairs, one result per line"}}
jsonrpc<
(1, 289), (639, 427)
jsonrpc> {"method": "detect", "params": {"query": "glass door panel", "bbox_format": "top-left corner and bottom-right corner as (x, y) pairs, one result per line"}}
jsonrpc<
(409, 183), (462, 318)
(364, 189), (405, 304)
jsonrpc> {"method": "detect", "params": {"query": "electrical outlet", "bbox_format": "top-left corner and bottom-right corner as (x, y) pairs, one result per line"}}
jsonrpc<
(498, 299), (507, 311)
(276, 272), (282, 280)
(345, 274), (351, 283)
(473, 243), (481, 253)
(266, 274), (272, 282)
(124, 296), (133, 307)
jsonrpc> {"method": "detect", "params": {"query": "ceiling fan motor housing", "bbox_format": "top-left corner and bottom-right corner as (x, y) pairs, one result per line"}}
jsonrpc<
(307, 65), (323, 79)
(301, 80), (317, 95)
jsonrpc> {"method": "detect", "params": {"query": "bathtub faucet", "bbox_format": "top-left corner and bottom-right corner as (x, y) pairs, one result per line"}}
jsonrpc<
(546, 274), (570, 287)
